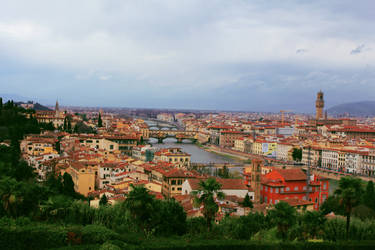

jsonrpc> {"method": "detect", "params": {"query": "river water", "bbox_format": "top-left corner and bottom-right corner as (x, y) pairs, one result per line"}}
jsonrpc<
(145, 120), (237, 164)
(148, 138), (237, 164)
(145, 120), (336, 193)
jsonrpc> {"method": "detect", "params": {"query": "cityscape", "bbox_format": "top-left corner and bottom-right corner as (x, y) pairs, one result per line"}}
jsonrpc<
(1, 1), (375, 249)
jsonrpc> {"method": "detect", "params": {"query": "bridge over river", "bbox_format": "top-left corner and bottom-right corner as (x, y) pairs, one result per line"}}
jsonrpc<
(148, 130), (197, 143)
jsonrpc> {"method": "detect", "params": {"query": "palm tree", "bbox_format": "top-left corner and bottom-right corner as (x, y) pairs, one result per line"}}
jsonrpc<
(268, 201), (296, 240)
(123, 184), (155, 233)
(334, 176), (363, 239)
(191, 178), (225, 231)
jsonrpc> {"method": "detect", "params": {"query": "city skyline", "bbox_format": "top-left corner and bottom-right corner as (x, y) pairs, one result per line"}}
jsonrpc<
(1, 0), (374, 112)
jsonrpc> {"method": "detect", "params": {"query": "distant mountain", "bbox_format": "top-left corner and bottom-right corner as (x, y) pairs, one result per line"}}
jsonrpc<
(1, 93), (32, 102)
(328, 101), (375, 117)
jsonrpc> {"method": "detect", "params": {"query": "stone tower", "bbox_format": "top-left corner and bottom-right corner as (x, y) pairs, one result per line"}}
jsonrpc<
(315, 91), (324, 120)
(251, 159), (262, 204)
(55, 100), (60, 118)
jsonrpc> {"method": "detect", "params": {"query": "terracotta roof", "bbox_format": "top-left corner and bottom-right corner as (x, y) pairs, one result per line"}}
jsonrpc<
(187, 178), (248, 191)
(279, 198), (314, 207)
(274, 168), (306, 181)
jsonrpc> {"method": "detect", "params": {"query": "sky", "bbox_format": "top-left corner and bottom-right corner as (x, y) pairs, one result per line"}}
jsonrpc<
(0, 0), (374, 112)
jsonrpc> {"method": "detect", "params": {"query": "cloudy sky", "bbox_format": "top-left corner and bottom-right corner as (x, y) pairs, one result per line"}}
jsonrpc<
(0, 0), (374, 112)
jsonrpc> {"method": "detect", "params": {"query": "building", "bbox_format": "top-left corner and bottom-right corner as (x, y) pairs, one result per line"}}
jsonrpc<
(182, 178), (253, 199)
(161, 168), (199, 197)
(261, 168), (329, 210)
(67, 162), (96, 196)
(35, 100), (65, 128)
(154, 148), (191, 168)
(219, 130), (245, 148)
(315, 91), (324, 120)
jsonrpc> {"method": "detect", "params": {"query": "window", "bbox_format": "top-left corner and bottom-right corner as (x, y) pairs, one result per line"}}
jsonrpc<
(281, 188), (284, 193)
(171, 180), (176, 185)
(323, 183), (327, 190)
(178, 180), (183, 185)
(265, 186), (268, 191)
(286, 187), (290, 191)
(110, 145), (114, 150)
(294, 186), (298, 191)
(275, 188), (279, 193)
(270, 187), (273, 193)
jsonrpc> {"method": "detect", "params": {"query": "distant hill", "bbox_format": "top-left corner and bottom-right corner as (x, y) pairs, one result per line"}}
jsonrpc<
(13, 101), (51, 111)
(33, 103), (51, 111)
(328, 101), (375, 117)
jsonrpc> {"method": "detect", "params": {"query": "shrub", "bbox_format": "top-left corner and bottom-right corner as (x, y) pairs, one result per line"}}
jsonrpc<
(81, 224), (119, 244)
(99, 242), (121, 250)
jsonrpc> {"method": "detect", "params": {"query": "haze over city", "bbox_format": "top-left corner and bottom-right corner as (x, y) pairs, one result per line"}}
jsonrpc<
(1, 0), (374, 111)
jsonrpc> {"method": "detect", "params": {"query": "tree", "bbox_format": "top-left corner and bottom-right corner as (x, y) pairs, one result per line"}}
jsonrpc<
(300, 210), (326, 239)
(241, 193), (253, 209)
(268, 201), (297, 240)
(62, 173), (76, 197)
(334, 176), (363, 239)
(363, 181), (375, 210)
(292, 148), (302, 162)
(63, 117), (68, 131)
(191, 178), (225, 231)
(152, 199), (187, 236)
(98, 113), (103, 127)
(218, 165), (230, 178)
(320, 196), (344, 215)
(123, 184), (155, 233)
(99, 194), (108, 206)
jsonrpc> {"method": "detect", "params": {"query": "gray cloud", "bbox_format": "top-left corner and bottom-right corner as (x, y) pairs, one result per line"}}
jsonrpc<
(351, 44), (365, 54)
(0, 0), (374, 111)
(296, 49), (307, 54)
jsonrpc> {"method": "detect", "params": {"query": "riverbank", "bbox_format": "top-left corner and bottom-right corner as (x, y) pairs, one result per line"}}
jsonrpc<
(204, 145), (250, 162)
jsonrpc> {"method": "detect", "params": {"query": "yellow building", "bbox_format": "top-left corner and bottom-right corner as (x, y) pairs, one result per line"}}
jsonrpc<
(67, 162), (96, 196)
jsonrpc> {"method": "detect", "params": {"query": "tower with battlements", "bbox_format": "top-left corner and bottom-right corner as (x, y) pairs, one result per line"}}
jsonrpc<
(315, 91), (324, 120)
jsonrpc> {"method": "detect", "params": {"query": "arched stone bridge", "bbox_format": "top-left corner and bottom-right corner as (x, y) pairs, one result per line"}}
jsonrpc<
(149, 130), (197, 143)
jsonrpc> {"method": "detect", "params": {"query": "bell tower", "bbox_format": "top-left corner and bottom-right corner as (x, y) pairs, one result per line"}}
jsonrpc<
(251, 159), (262, 204)
(315, 91), (324, 120)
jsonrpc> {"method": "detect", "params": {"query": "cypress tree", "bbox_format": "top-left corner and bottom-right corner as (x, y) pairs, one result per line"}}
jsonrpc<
(98, 113), (103, 127)
(363, 181), (375, 210)
(99, 194), (108, 206)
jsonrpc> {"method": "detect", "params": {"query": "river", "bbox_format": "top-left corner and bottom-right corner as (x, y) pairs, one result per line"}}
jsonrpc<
(144, 120), (336, 193)
(148, 138), (238, 164)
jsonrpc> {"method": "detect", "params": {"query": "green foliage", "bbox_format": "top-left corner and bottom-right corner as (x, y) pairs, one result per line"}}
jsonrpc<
(352, 204), (375, 220)
(300, 211), (326, 240)
(63, 172), (76, 196)
(268, 202), (297, 240)
(123, 184), (155, 234)
(320, 196), (344, 215)
(363, 181), (375, 211)
(323, 217), (375, 241)
(186, 217), (207, 236)
(99, 195), (108, 206)
(219, 212), (270, 240)
(217, 165), (231, 178)
(292, 148), (302, 162)
(74, 121), (96, 134)
(191, 178), (225, 231)
(335, 177), (364, 239)
(81, 224), (119, 244)
(0, 223), (68, 249)
(241, 193), (253, 209)
(98, 113), (103, 127)
(152, 199), (187, 236)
